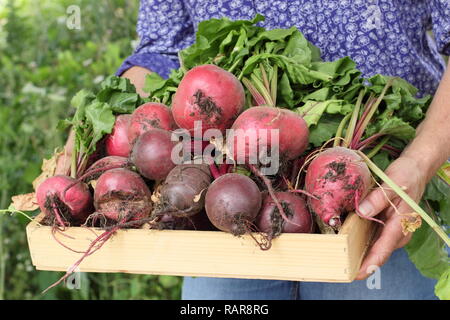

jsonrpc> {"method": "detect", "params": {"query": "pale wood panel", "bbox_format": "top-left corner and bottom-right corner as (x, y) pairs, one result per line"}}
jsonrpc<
(340, 213), (376, 278)
(26, 212), (373, 282)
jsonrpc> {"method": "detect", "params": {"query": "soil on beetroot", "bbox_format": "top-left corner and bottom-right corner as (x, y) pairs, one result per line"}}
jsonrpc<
(94, 190), (151, 226)
(322, 161), (346, 182)
(43, 195), (77, 226)
(142, 118), (161, 130)
(343, 175), (363, 191)
(267, 201), (292, 238)
(193, 90), (223, 123)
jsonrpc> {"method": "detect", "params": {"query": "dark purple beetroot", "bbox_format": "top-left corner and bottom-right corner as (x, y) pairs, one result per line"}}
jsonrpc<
(130, 128), (177, 181)
(154, 164), (212, 217)
(205, 173), (261, 236)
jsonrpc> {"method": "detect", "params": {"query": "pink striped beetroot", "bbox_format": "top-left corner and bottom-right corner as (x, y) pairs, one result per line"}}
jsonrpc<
(305, 146), (371, 228)
(105, 114), (132, 157)
(127, 102), (177, 144)
(171, 65), (245, 134)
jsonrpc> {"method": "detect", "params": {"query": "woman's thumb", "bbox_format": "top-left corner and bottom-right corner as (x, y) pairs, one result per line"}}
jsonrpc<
(358, 185), (395, 218)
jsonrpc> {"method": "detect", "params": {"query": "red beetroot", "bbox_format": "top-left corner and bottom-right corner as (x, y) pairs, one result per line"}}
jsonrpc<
(36, 175), (93, 225)
(171, 64), (245, 133)
(230, 106), (309, 162)
(205, 173), (261, 236)
(305, 146), (371, 228)
(130, 128), (177, 181)
(94, 168), (152, 222)
(128, 102), (176, 144)
(256, 192), (313, 237)
(105, 114), (132, 157)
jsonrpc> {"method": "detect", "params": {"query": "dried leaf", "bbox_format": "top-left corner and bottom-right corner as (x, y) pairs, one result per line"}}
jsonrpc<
(193, 188), (207, 203)
(89, 179), (97, 189)
(151, 189), (161, 204)
(11, 193), (39, 211)
(400, 212), (422, 235)
(32, 149), (65, 190)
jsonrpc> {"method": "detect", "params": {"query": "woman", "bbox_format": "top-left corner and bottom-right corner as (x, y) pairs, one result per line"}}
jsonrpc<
(118, 0), (450, 299)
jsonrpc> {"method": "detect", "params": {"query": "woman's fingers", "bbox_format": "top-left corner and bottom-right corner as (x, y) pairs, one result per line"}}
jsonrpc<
(356, 203), (413, 280)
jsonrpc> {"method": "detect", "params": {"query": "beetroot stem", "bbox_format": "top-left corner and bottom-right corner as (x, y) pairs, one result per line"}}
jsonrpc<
(259, 64), (271, 96)
(209, 163), (221, 179)
(242, 77), (266, 106)
(351, 78), (394, 148)
(343, 89), (365, 148)
(356, 133), (386, 150)
(289, 189), (320, 200)
(333, 113), (351, 147)
(351, 94), (374, 145)
(62, 163), (128, 199)
(365, 136), (390, 158)
(250, 73), (274, 107)
(42, 223), (122, 294)
(270, 65), (278, 106)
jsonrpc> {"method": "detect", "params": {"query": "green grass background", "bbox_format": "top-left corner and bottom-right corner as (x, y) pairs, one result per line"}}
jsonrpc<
(0, 0), (182, 300)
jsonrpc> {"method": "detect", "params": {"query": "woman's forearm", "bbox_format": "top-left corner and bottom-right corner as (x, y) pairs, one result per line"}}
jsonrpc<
(402, 60), (450, 182)
(121, 66), (152, 97)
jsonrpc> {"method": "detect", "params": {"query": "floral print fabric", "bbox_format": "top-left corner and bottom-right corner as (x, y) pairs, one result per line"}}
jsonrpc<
(117, 0), (450, 96)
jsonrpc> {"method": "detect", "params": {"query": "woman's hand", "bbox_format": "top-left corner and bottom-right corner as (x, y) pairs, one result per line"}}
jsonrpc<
(355, 156), (428, 280)
(356, 59), (450, 280)
(121, 66), (152, 97)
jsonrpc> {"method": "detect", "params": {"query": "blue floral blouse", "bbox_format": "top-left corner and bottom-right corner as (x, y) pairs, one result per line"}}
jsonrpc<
(117, 0), (450, 96)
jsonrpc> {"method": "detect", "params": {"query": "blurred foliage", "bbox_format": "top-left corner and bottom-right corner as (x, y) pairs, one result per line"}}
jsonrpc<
(0, 0), (182, 300)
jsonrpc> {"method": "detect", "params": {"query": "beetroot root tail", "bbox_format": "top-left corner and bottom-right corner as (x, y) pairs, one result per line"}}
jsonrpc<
(42, 223), (121, 294)
(245, 220), (273, 251)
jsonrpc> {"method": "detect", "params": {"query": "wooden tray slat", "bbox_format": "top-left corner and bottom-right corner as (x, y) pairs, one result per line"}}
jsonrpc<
(26, 212), (373, 282)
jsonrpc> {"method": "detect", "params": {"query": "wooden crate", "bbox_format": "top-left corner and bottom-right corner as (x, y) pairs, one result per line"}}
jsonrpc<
(26, 212), (374, 282)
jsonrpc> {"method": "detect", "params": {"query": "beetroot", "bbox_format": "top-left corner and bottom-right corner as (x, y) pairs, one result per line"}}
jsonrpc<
(305, 146), (372, 228)
(94, 168), (152, 222)
(105, 114), (132, 157)
(128, 102), (176, 144)
(256, 192), (313, 237)
(36, 175), (93, 225)
(205, 173), (261, 236)
(171, 64), (245, 133)
(154, 164), (212, 217)
(130, 128), (177, 181)
(230, 106), (309, 162)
